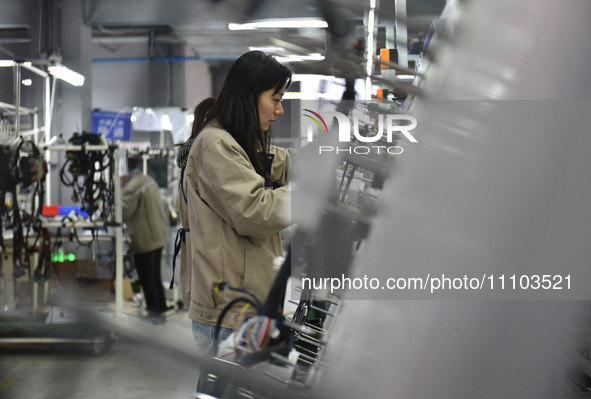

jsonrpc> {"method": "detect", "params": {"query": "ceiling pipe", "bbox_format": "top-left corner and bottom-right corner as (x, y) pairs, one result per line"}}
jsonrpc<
(92, 56), (238, 63)
(92, 35), (183, 44)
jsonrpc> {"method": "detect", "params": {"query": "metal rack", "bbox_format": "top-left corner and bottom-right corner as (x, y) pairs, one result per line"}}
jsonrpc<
(0, 137), (123, 356)
(40, 135), (125, 319)
(0, 60), (125, 354)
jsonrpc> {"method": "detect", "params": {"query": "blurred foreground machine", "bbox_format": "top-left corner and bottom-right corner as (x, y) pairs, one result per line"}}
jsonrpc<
(305, 1), (591, 399)
(189, 0), (591, 398)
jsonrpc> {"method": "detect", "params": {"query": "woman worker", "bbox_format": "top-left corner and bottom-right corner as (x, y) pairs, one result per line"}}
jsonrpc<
(182, 51), (293, 361)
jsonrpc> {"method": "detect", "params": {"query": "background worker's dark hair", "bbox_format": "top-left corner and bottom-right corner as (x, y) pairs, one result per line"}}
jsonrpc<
(190, 97), (216, 139)
(127, 155), (141, 172)
(190, 51), (292, 180)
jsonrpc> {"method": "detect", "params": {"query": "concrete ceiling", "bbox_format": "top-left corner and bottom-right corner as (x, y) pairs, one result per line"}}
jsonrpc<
(86, 0), (447, 59)
(0, 0), (447, 62)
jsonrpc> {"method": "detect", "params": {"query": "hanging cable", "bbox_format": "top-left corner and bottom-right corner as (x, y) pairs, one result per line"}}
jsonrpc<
(59, 132), (115, 222)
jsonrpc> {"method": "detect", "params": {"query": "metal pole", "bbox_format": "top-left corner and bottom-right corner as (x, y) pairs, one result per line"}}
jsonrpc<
(365, 0), (378, 99)
(112, 147), (124, 319)
(395, 0), (408, 68)
(33, 113), (38, 145)
(13, 62), (21, 137)
(45, 75), (52, 205)
(383, 19), (397, 82)
(33, 283), (38, 310)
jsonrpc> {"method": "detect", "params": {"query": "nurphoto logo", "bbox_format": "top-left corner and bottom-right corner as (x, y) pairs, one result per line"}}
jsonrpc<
(302, 109), (418, 155)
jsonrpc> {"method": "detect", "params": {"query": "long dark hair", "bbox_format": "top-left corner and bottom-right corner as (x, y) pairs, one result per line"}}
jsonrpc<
(191, 51), (292, 180)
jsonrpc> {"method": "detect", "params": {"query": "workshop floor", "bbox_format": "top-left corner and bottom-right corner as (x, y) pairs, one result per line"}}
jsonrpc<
(0, 302), (202, 399)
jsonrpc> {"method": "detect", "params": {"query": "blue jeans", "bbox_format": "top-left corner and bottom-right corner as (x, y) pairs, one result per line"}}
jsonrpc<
(192, 320), (233, 395)
(191, 320), (232, 355)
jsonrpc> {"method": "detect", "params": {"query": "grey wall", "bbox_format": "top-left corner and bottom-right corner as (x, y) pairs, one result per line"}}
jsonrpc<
(91, 41), (213, 111)
(91, 42), (154, 109)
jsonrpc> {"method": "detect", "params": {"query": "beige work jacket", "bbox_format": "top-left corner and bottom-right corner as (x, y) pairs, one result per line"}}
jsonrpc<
(185, 122), (291, 329)
(121, 170), (170, 254)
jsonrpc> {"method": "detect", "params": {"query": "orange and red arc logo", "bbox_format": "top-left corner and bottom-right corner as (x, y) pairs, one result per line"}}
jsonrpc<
(303, 109), (328, 134)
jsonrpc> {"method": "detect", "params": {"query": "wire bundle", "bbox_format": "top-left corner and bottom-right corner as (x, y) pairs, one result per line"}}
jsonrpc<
(59, 132), (115, 220)
(235, 315), (280, 353)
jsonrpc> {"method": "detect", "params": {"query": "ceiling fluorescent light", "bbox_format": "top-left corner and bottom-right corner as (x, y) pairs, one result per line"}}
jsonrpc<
(48, 63), (85, 86)
(275, 54), (325, 62)
(228, 19), (328, 30)
(248, 46), (285, 53)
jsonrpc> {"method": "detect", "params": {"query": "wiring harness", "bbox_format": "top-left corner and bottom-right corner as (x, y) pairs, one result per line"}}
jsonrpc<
(0, 138), (47, 280)
(59, 132), (115, 222)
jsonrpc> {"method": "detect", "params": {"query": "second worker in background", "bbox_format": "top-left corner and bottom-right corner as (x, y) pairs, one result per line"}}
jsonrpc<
(122, 156), (170, 324)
